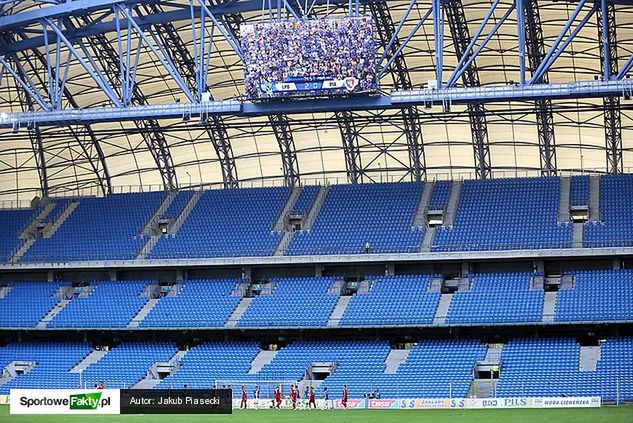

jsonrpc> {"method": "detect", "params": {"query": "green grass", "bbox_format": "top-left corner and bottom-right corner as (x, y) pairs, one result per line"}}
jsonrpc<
(1, 405), (632, 422)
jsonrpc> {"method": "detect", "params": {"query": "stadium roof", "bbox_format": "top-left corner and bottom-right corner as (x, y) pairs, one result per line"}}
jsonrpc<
(0, 0), (632, 202)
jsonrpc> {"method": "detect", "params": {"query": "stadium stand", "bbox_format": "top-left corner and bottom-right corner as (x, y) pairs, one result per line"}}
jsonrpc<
(0, 207), (37, 262)
(340, 275), (441, 326)
(238, 277), (339, 327)
(81, 342), (178, 388)
(433, 178), (571, 251)
(140, 279), (241, 328)
(446, 272), (544, 324)
(0, 342), (91, 393)
(288, 182), (423, 255)
(150, 187), (288, 258)
(570, 176), (590, 207)
(21, 192), (165, 261)
(497, 337), (633, 401)
(47, 281), (148, 328)
(427, 180), (452, 211)
(585, 174), (633, 247)
(0, 281), (62, 328)
(291, 185), (319, 215)
(555, 269), (633, 322)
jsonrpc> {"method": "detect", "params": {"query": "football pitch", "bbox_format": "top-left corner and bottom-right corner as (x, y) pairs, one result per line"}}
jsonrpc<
(1, 405), (632, 422)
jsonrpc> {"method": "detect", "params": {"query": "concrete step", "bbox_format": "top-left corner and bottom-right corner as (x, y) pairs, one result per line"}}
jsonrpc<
(141, 192), (177, 235)
(433, 294), (453, 325)
(36, 299), (71, 328)
(327, 295), (352, 327)
(133, 350), (188, 389)
(136, 235), (161, 260)
(248, 350), (279, 374)
(169, 191), (202, 234)
(443, 181), (463, 227)
(589, 176), (600, 221)
(484, 345), (503, 363)
(420, 226), (436, 252)
(70, 349), (109, 373)
(303, 186), (330, 231)
(225, 297), (254, 328)
(558, 176), (571, 222)
(273, 231), (293, 256)
(579, 345), (601, 372)
(470, 379), (498, 398)
(44, 201), (79, 238)
(272, 186), (302, 232)
(19, 201), (56, 239)
(384, 349), (410, 374)
(572, 222), (584, 248)
(542, 291), (558, 323)
(10, 238), (36, 263)
(128, 298), (160, 328)
(412, 182), (434, 227)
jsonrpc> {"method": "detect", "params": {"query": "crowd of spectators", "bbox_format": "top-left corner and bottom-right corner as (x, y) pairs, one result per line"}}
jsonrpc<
(241, 17), (376, 98)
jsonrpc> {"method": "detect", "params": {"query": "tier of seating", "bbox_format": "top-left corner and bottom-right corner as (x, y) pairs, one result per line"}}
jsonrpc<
(2, 270), (633, 329)
(0, 281), (61, 328)
(0, 207), (37, 262)
(7, 338), (629, 400)
(150, 187), (287, 258)
(585, 174), (633, 247)
(81, 342), (177, 388)
(446, 273), (544, 324)
(140, 279), (241, 328)
(433, 177), (571, 251)
(291, 185), (319, 215)
(288, 183), (423, 255)
(555, 269), (633, 322)
(496, 337), (633, 401)
(570, 175), (589, 207)
(238, 277), (339, 327)
(2, 175), (633, 262)
(0, 342), (91, 393)
(340, 275), (440, 326)
(22, 192), (165, 261)
(427, 180), (452, 211)
(48, 280), (148, 328)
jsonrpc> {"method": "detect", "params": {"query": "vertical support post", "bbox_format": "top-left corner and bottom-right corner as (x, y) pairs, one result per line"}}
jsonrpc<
(433, 0), (444, 88)
(601, 0), (611, 80)
(517, 0), (526, 85)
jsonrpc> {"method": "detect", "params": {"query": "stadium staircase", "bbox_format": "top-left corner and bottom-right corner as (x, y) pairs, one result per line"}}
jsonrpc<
(10, 200), (79, 263)
(327, 295), (352, 327)
(128, 283), (181, 328)
(69, 349), (109, 373)
(384, 348), (410, 374)
(248, 350), (279, 374)
(412, 182), (433, 228)
(589, 176), (601, 221)
(558, 176), (571, 222)
(303, 185), (330, 231)
(443, 180), (463, 227)
(433, 294), (453, 325)
(579, 345), (601, 372)
(430, 276), (462, 325)
(225, 297), (255, 328)
(128, 299), (159, 328)
(135, 192), (177, 259)
(469, 344), (503, 398)
(36, 285), (81, 328)
(542, 291), (558, 322)
(272, 186), (302, 232)
(0, 361), (36, 388)
(134, 350), (188, 389)
(168, 191), (203, 235)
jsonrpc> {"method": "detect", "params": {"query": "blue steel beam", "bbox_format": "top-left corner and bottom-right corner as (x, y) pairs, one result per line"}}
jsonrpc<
(4, 80), (633, 128)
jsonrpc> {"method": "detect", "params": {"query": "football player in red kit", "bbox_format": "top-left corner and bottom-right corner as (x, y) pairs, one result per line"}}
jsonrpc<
(342, 385), (348, 409)
(290, 385), (298, 410)
(274, 386), (282, 409)
(308, 386), (316, 409)
(240, 385), (247, 409)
